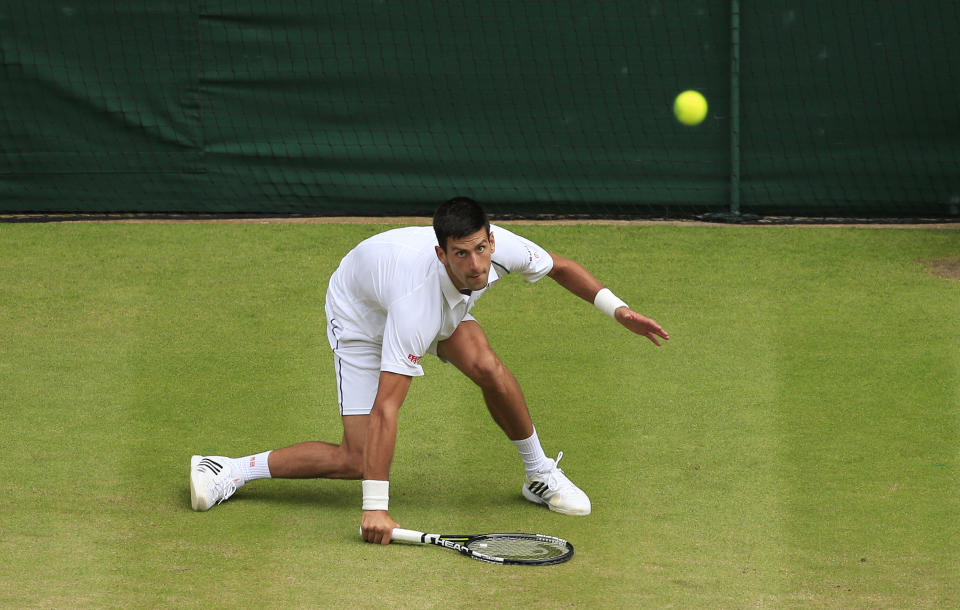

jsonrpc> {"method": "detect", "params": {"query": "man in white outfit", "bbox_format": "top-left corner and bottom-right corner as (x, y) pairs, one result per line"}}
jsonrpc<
(191, 197), (669, 544)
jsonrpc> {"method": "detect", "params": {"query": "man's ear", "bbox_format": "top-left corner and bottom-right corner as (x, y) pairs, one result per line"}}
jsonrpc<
(488, 230), (495, 254)
(435, 244), (446, 264)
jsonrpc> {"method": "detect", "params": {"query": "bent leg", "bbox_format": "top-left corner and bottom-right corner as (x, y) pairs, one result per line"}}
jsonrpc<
(266, 333), (382, 480)
(266, 415), (368, 480)
(437, 320), (533, 441)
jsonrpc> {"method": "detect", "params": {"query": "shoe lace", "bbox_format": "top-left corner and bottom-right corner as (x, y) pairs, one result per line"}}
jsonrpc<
(213, 477), (238, 505)
(542, 451), (573, 492)
(196, 460), (239, 504)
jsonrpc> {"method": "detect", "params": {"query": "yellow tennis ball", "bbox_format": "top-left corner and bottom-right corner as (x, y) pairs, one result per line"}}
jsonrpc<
(673, 90), (708, 126)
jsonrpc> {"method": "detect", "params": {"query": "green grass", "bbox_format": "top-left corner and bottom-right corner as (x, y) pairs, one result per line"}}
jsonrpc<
(1, 223), (957, 607)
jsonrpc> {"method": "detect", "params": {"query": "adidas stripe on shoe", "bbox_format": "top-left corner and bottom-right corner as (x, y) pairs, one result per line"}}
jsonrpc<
(521, 451), (591, 516)
(190, 455), (242, 511)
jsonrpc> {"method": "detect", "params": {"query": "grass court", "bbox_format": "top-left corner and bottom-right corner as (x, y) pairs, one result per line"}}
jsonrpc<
(1, 222), (957, 607)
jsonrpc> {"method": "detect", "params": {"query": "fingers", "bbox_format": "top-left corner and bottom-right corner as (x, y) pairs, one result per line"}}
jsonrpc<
(370, 528), (393, 545)
(650, 324), (670, 344)
(361, 526), (393, 544)
(361, 511), (398, 545)
(620, 310), (669, 345)
(362, 527), (392, 544)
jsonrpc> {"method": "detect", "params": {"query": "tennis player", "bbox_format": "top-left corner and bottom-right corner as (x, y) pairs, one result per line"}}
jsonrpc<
(190, 197), (668, 544)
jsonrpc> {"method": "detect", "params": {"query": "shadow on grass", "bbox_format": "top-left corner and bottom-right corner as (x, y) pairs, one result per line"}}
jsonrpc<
(173, 479), (356, 512)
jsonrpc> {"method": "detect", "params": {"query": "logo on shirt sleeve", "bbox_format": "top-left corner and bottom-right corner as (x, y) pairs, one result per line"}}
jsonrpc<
(407, 353), (422, 365)
(523, 244), (541, 263)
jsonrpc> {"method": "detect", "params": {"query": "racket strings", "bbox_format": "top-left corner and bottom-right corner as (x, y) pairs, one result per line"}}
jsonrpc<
(466, 535), (569, 561)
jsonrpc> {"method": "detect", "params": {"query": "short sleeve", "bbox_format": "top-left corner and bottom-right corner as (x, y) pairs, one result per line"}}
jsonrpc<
(489, 225), (554, 282)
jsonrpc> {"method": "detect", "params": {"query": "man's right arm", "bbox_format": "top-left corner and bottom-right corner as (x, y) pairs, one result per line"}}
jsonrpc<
(360, 371), (412, 545)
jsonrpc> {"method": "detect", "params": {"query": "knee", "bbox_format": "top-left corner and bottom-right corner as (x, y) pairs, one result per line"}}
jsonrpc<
(343, 459), (364, 480)
(336, 444), (365, 480)
(463, 351), (507, 388)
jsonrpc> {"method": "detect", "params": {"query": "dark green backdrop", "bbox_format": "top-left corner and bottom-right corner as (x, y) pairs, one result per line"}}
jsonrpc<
(2, 1), (958, 217)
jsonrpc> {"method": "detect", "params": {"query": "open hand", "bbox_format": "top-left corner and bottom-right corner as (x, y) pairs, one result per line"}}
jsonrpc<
(615, 308), (670, 346)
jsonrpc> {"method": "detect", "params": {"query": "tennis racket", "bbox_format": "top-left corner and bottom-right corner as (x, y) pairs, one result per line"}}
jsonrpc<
(390, 527), (574, 565)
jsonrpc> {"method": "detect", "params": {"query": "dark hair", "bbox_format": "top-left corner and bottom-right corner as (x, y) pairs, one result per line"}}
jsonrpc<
(432, 197), (490, 250)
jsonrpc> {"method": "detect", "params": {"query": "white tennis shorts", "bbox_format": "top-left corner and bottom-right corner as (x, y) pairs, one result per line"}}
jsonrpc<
(326, 315), (472, 416)
(329, 336), (382, 416)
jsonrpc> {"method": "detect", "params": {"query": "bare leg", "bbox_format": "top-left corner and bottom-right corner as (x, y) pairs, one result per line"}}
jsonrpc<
(266, 415), (368, 479)
(437, 320), (534, 441)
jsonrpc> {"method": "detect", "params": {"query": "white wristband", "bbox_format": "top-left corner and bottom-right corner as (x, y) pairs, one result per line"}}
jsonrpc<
(594, 288), (628, 320)
(361, 479), (389, 511)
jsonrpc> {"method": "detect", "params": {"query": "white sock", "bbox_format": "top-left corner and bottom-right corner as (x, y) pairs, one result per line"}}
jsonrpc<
(512, 428), (551, 475)
(233, 450), (273, 484)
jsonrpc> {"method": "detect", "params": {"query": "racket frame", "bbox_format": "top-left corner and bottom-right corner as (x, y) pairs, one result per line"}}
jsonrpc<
(391, 528), (573, 565)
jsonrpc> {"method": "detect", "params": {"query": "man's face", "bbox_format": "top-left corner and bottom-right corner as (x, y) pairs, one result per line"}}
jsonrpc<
(435, 228), (495, 292)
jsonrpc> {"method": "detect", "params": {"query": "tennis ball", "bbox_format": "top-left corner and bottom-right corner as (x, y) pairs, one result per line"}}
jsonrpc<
(673, 90), (708, 126)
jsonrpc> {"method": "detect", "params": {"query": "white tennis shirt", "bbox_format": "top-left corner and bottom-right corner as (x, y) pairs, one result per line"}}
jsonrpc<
(325, 224), (554, 377)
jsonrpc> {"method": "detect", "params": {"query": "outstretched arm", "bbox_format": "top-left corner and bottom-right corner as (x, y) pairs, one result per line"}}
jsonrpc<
(547, 252), (670, 346)
(360, 371), (412, 545)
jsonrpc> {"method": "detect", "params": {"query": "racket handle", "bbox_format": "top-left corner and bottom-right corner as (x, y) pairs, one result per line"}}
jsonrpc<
(391, 528), (428, 543)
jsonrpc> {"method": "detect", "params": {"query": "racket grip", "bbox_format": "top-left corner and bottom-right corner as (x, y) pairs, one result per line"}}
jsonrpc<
(391, 528), (428, 544)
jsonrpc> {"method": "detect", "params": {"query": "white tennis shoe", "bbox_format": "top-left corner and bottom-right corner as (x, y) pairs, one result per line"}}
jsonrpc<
(190, 455), (242, 511)
(522, 452), (591, 516)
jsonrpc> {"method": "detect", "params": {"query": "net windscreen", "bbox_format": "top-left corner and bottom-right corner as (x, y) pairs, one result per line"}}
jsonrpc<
(2, 1), (957, 219)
